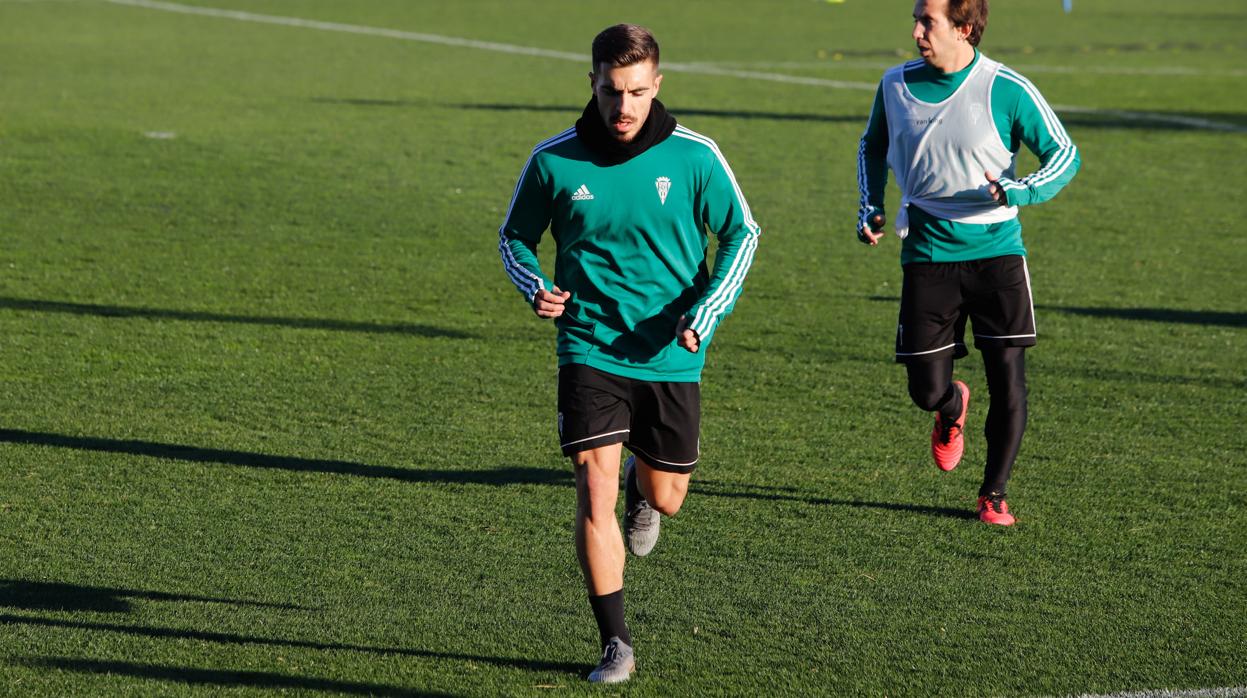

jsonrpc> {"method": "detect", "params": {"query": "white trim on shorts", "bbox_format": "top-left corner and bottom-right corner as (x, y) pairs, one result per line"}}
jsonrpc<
(1022, 257), (1036, 334)
(895, 342), (960, 358)
(560, 429), (630, 450)
(629, 444), (700, 469)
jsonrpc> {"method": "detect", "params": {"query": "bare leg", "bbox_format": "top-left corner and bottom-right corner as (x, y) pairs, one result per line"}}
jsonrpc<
(573, 443), (626, 595)
(633, 456), (691, 517)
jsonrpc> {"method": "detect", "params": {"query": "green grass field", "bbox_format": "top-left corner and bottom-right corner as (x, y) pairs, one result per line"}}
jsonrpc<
(1, 0), (1244, 695)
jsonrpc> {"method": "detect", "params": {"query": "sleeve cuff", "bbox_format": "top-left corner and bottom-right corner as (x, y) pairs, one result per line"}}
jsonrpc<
(686, 312), (716, 347)
(523, 278), (550, 304)
(997, 177), (1028, 207)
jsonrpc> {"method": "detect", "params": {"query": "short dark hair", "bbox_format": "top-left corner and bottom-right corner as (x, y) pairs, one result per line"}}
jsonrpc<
(591, 24), (660, 69)
(947, 0), (989, 47)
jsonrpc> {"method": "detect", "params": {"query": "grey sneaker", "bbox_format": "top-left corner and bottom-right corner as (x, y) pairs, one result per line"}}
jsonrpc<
(587, 636), (635, 684)
(623, 456), (660, 556)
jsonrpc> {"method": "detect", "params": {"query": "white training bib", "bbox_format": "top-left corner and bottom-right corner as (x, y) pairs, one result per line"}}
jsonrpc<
(883, 55), (1018, 237)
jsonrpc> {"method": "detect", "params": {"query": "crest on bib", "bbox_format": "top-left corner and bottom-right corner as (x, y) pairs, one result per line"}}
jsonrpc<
(969, 103), (985, 126)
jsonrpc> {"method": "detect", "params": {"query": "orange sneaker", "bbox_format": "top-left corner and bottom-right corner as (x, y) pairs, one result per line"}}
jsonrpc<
(931, 381), (969, 471)
(977, 495), (1016, 526)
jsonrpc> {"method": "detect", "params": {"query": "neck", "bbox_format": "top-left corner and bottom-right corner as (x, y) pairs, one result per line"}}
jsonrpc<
(575, 97), (676, 165)
(929, 45), (976, 74)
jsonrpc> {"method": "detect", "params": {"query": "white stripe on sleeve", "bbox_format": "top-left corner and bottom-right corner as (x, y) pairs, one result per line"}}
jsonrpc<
(497, 128), (576, 300)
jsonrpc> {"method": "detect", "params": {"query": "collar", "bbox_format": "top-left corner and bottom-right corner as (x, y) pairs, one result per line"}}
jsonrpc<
(574, 96), (677, 165)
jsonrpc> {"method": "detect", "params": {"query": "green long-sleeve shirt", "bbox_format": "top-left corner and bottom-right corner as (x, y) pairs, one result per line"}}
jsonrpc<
(858, 50), (1080, 264)
(500, 124), (761, 382)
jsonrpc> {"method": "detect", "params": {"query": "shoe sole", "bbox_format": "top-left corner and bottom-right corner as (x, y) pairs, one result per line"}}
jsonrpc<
(979, 512), (1016, 526)
(588, 658), (636, 683)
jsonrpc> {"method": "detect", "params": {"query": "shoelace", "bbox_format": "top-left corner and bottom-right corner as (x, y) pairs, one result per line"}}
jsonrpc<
(628, 501), (656, 529)
(980, 496), (1005, 514)
(937, 416), (962, 445)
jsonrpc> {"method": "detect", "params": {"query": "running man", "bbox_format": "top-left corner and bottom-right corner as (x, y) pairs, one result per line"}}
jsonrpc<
(856, 0), (1079, 525)
(499, 24), (760, 682)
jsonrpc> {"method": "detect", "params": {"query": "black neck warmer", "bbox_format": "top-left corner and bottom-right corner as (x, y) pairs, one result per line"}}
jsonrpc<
(575, 96), (677, 165)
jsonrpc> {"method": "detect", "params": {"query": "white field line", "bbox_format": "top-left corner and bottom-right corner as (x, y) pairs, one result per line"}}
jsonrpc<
(1060, 687), (1247, 698)
(104, 0), (588, 62)
(100, 0), (877, 90)
(1051, 105), (1247, 133)
(101, 0), (1247, 134)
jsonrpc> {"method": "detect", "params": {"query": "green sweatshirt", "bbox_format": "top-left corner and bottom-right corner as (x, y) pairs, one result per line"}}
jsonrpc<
(858, 50), (1081, 264)
(500, 124), (761, 382)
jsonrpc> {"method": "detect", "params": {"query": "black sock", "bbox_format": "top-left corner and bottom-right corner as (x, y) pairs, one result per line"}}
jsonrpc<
(936, 383), (962, 423)
(588, 590), (630, 648)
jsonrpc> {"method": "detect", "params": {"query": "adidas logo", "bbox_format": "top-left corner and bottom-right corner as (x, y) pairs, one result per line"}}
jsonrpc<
(571, 184), (594, 201)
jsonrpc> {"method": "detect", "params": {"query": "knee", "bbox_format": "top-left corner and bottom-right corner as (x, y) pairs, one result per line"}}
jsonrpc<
(651, 495), (684, 517)
(908, 383), (947, 412)
(633, 463), (689, 516)
(648, 480), (688, 517)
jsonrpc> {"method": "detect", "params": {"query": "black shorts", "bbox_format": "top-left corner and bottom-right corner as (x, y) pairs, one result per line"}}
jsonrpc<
(556, 363), (700, 473)
(895, 255), (1036, 363)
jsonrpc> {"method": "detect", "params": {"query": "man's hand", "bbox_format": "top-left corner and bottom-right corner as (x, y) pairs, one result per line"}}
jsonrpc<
(675, 315), (700, 353)
(859, 225), (885, 246)
(532, 286), (570, 319)
(985, 171), (1007, 205)
(857, 208), (885, 246)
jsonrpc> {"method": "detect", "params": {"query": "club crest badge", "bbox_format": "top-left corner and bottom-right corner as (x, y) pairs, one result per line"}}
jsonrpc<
(655, 176), (671, 205)
(969, 103), (985, 125)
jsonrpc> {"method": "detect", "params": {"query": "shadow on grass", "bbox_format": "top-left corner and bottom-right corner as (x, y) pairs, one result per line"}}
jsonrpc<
(0, 428), (967, 517)
(693, 482), (976, 520)
(2, 615), (583, 675)
(453, 101), (866, 124)
(0, 429), (565, 486)
(335, 100), (1247, 132)
(1056, 110), (1247, 132)
(311, 96), (425, 107)
(321, 98), (1247, 132)
(317, 97), (864, 123)
(0, 297), (472, 339)
(1038, 305), (1247, 328)
(14, 656), (451, 697)
(868, 296), (1247, 328)
(0, 580), (310, 614)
